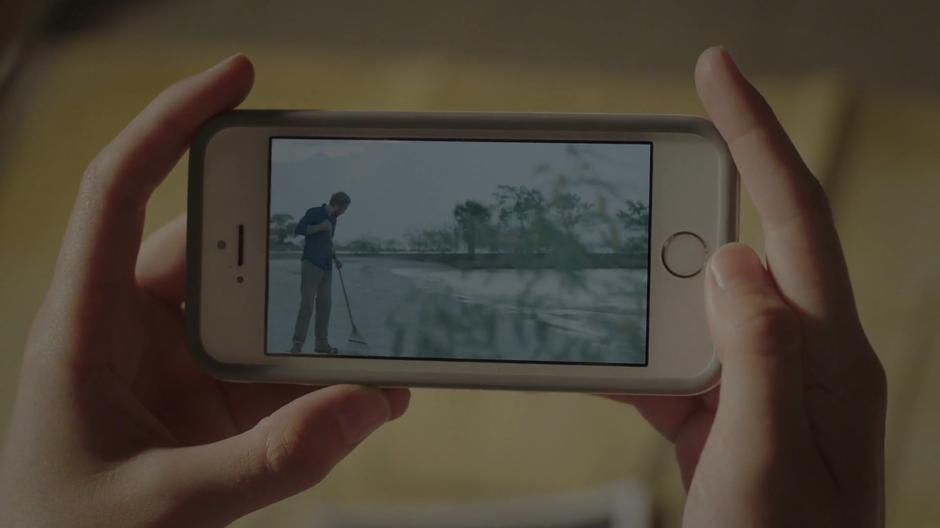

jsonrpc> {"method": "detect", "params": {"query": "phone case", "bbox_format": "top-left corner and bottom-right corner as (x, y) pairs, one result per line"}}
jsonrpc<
(187, 111), (738, 394)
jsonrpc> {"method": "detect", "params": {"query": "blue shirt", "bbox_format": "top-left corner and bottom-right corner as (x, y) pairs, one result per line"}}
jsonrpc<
(295, 204), (337, 270)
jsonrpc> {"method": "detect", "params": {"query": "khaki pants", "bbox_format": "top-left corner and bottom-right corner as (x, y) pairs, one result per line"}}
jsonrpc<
(291, 260), (332, 349)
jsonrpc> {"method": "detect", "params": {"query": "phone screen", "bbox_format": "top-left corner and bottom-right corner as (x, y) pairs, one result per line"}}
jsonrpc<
(266, 138), (652, 366)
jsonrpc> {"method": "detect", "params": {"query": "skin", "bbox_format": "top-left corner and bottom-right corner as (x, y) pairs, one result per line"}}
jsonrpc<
(613, 47), (886, 527)
(0, 55), (408, 527)
(0, 48), (885, 527)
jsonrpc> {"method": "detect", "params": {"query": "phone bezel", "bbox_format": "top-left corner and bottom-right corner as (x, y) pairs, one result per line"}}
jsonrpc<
(187, 111), (738, 394)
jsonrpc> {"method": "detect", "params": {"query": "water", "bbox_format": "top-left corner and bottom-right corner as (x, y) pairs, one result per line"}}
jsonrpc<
(267, 255), (647, 364)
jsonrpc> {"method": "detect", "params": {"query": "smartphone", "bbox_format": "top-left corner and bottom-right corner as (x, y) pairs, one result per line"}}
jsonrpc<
(186, 111), (737, 394)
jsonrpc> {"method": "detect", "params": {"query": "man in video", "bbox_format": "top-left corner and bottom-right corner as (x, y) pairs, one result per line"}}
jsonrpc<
(289, 191), (351, 354)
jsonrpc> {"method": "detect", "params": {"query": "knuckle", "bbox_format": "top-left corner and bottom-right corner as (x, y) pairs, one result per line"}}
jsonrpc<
(80, 139), (157, 210)
(82, 144), (123, 185)
(805, 172), (832, 210)
(260, 420), (330, 484)
(731, 301), (801, 354)
(861, 347), (888, 406)
(262, 422), (303, 477)
(81, 148), (130, 205)
(81, 151), (112, 195)
(806, 176), (835, 223)
(835, 332), (888, 406)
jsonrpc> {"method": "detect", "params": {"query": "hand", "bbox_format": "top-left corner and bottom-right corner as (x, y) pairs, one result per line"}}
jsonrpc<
(614, 48), (886, 527)
(0, 55), (409, 527)
(335, 258), (343, 270)
(307, 220), (332, 236)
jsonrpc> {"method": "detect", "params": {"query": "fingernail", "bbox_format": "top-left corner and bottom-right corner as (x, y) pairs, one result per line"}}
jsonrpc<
(709, 244), (766, 290)
(717, 46), (741, 74)
(383, 388), (412, 421)
(210, 53), (244, 72)
(339, 388), (390, 444)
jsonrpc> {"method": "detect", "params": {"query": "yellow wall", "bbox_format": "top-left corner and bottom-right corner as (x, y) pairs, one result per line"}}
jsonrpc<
(1, 24), (938, 528)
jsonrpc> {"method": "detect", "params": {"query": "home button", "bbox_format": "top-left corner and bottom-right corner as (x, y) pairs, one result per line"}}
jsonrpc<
(661, 231), (707, 278)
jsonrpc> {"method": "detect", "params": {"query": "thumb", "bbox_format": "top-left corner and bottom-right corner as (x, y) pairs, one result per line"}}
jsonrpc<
(705, 243), (806, 433)
(146, 385), (397, 525)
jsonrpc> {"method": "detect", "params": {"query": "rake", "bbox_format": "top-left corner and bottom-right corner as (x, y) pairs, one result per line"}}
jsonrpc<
(335, 264), (368, 345)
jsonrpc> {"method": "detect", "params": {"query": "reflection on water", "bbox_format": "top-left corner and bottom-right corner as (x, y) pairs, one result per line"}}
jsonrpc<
(267, 255), (647, 364)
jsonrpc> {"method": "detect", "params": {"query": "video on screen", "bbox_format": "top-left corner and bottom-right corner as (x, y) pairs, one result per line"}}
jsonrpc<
(267, 138), (651, 365)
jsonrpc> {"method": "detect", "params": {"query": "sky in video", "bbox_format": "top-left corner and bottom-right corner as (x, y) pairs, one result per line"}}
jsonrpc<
(269, 138), (651, 241)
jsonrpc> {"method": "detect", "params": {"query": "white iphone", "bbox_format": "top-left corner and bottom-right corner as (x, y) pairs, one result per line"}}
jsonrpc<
(186, 111), (737, 394)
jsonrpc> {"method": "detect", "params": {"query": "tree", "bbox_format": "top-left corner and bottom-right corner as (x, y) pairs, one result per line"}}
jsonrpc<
(404, 230), (429, 252)
(492, 185), (546, 233)
(269, 213), (297, 247)
(550, 191), (590, 233)
(453, 200), (491, 256)
(382, 238), (402, 252)
(491, 185), (549, 253)
(405, 226), (457, 253)
(616, 200), (650, 231)
(615, 200), (650, 252)
(345, 235), (382, 254)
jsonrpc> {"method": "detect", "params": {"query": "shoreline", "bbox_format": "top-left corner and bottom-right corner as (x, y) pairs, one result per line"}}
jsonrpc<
(268, 250), (648, 270)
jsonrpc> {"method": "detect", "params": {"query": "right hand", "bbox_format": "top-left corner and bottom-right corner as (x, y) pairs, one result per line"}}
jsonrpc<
(306, 220), (332, 236)
(614, 47), (886, 527)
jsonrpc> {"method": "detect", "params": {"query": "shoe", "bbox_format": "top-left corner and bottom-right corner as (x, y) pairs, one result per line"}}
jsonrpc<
(314, 344), (339, 354)
(289, 343), (303, 354)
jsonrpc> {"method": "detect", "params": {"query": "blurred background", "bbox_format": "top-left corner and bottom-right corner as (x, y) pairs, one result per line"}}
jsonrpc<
(1, 1), (939, 526)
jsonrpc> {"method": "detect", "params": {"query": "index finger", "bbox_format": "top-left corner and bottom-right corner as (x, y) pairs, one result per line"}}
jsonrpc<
(54, 54), (254, 298)
(694, 47), (859, 326)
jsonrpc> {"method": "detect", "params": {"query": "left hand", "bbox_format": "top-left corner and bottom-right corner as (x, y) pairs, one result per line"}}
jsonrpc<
(0, 55), (409, 527)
